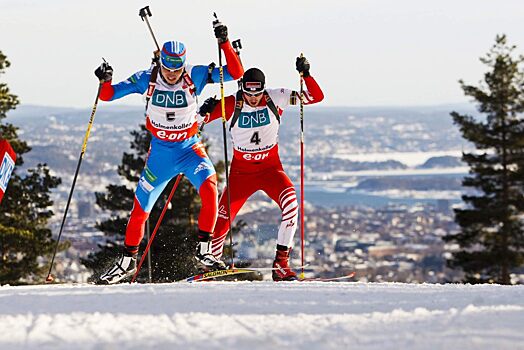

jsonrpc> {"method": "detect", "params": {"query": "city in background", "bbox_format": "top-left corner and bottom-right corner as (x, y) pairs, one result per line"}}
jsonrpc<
(8, 103), (506, 283)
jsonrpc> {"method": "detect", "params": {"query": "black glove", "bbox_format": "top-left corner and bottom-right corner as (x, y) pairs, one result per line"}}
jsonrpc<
(296, 56), (310, 77)
(94, 62), (113, 82)
(213, 21), (228, 44)
(199, 97), (219, 116)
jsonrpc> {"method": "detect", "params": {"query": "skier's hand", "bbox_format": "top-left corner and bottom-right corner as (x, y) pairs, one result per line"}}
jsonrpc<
(199, 97), (219, 116)
(296, 56), (310, 77)
(95, 62), (113, 82)
(152, 49), (160, 65)
(213, 21), (228, 44)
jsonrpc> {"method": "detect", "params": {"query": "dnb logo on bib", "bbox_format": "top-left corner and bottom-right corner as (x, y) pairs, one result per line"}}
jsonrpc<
(238, 109), (270, 128)
(152, 90), (188, 108)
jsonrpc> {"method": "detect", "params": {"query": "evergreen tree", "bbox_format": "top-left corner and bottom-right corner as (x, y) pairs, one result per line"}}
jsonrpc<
(82, 124), (235, 282)
(445, 35), (524, 284)
(0, 51), (62, 285)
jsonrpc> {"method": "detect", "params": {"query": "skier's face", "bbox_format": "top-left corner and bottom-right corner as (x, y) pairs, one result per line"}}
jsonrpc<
(161, 66), (184, 84)
(243, 91), (264, 107)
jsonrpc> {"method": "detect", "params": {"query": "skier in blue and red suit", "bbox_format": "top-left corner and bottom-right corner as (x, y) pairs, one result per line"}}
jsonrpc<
(95, 21), (243, 284)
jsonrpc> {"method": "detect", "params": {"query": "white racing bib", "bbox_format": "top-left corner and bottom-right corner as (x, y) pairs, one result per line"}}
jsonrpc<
(146, 65), (199, 142)
(229, 88), (292, 161)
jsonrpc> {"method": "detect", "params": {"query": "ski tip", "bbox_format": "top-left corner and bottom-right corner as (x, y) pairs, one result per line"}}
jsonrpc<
(298, 272), (356, 282)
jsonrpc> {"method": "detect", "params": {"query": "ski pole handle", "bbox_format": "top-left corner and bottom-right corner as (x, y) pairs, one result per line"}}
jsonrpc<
(139, 6), (152, 19)
(232, 39), (242, 53)
(232, 39), (243, 89)
(139, 6), (160, 51)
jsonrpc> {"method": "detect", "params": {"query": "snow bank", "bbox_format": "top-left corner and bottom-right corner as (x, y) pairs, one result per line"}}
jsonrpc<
(0, 282), (523, 349)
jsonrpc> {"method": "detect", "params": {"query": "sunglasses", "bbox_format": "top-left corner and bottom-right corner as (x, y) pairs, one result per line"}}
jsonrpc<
(161, 64), (184, 73)
(242, 89), (264, 97)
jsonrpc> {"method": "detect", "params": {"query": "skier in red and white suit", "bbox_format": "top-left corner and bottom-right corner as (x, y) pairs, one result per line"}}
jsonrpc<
(198, 57), (323, 280)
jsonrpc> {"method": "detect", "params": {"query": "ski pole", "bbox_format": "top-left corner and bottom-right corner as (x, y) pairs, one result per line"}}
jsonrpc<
(139, 4), (160, 281)
(214, 12), (235, 268)
(232, 39), (243, 90)
(131, 175), (181, 283)
(299, 53), (306, 280)
(45, 81), (103, 283)
(145, 220), (152, 283)
(138, 5), (183, 279)
(139, 6), (160, 51)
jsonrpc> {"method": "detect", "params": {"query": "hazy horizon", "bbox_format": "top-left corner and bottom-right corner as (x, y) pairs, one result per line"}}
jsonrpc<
(8, 101), (476, 114)
(2, 0), (524, 109)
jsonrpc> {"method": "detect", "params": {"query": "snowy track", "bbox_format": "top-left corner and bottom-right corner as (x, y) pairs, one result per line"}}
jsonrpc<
(1, 282), (524, 349)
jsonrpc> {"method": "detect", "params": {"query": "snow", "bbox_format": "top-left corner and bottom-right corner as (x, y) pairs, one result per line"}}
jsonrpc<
(333, 150), (467, 167)
(329, 167), (469, 177)
(1, 282), (523, 350)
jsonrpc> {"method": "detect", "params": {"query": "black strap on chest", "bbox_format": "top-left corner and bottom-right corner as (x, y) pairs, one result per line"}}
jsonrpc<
(207, 62), (216, 83)
(146, 62), (216, 110)
(181, 70), (196, 96)
(145, 61), (160, 111)
(229, 90), (280, 130)
(229, 90), (244, 131)
(264, 92), (281, 124)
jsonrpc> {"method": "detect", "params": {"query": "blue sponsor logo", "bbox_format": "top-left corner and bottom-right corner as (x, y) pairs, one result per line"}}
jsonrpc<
(0, 153), (15, 192)
(152, 90), (188, 108)
(238, 109), (270, 128)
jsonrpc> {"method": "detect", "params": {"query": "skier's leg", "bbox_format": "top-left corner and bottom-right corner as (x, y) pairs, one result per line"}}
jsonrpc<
(182, 141), (218, 233)
(182, 141), (225, 269)
(123, 197), (150, 255)
(123, 145), (175, 253)
(211, 172), (254, 259)
(261, 168), (299, 281)
(198, 174), (218, 234)
(99, 144), (175, 284)
(262, 169), (299, 249)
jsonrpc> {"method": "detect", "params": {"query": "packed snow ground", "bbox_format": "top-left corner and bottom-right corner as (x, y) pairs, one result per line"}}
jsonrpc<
(1, 282), (523, 350)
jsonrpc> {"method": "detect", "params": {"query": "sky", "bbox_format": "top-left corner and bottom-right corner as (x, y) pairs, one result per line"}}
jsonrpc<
(1, 0), (524, 109)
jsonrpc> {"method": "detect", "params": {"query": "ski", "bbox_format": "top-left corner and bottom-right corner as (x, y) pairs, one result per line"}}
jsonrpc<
(179, 264), (311, 283)
(298, 272), (356, 282)
(179, 268), (260, 283)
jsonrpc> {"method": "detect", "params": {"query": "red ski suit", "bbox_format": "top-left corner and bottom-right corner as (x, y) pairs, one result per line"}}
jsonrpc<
(204, 75), (324, 258)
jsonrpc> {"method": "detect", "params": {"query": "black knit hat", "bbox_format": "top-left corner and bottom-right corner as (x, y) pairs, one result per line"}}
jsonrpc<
(242, 68), (265, 93)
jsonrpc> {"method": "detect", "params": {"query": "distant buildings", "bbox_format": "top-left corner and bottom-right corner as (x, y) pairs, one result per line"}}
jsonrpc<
(234, 198), (464, 283)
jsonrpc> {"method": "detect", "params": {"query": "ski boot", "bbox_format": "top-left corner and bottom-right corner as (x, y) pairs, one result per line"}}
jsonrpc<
(98, 251), (137, 285)
(195, 240), (227, 272)
(272, 247), (297, 281)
